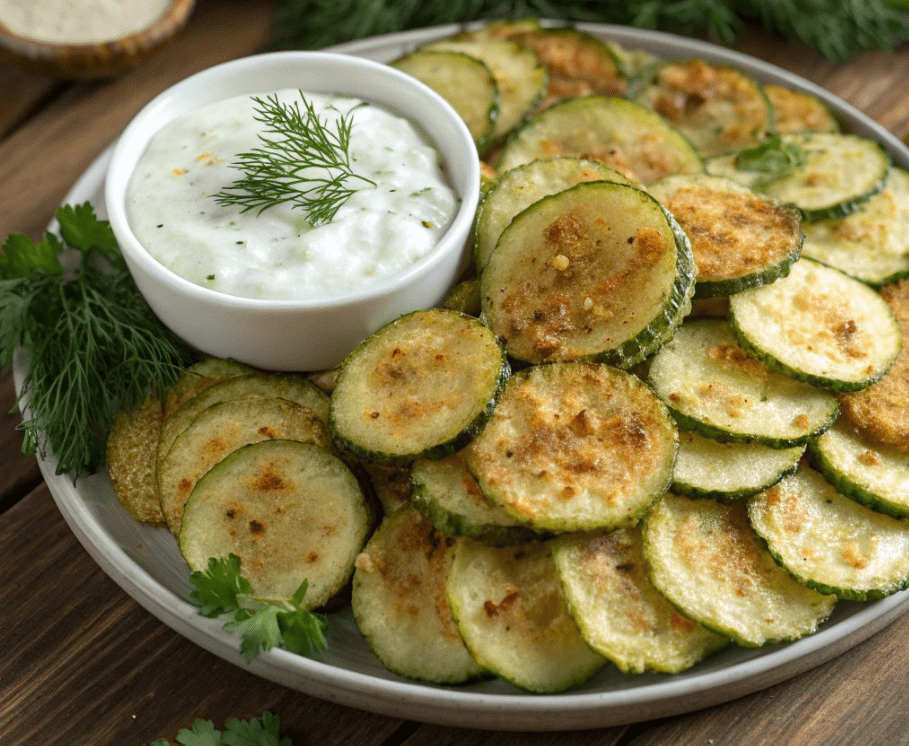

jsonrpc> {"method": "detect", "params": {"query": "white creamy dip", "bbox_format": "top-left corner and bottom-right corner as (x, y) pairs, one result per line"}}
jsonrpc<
(0, 0), (169, 43)
(126, 90), (459, 301)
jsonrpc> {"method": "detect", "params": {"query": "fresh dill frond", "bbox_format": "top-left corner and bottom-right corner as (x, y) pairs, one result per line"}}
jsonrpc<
(735, 135), (806, 191)
(214, 92), (377, 227)
(1, 203), (195, 478)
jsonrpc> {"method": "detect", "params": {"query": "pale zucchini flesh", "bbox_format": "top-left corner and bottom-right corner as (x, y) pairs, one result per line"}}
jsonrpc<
(162, 357), (254, 419)
(647, 319), (838, 447)
(473, 156), (636, 272)
(648, 173), (803, 299)
(552, 527), (728, 674)
(328, 309), (508, 463)
(180, 439), (371, 610)
(352, 505), (487, 684)
(446, 538), (606, 693)
(495, 95), (704, 185)
(630, 58), (773, 157)
(729, 258), (903, 391)
(748, 464), (909, 600)
(763, 84), (840, 134)
(466, 362), (678, 533)
(672, 430), (804, 501)
(643, 492), (837, 647)
(157, 397), (333, 535)
(808, 418), (909, 520)
(480, 180), (695, 367)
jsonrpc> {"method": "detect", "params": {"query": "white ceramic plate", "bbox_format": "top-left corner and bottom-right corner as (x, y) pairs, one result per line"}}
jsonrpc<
(16, 22), (909, 732)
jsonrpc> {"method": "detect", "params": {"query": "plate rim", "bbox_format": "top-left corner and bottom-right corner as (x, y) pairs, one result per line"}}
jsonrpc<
(17, 20), (909, 731)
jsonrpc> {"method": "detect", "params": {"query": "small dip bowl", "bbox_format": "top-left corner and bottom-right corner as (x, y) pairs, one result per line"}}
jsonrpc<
(0, 0), (196, 78)
(105, 51), (480, 371)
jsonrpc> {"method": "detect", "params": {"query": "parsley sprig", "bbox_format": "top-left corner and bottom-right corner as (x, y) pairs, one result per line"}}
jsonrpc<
(214, 93), (376, 226)
(189, 554), (328, 662)
(143, 711), (290, 746)
(1, 203), (195, 477)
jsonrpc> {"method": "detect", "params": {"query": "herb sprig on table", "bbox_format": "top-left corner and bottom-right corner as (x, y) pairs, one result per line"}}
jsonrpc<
(214, 93), (376, 227)
(270, 0), (909, 62)
(0, 203), (195, 478)
(142, 711), (291, 746)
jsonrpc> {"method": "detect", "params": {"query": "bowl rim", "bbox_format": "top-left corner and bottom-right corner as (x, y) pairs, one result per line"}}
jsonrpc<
(104, 49), (480, 310)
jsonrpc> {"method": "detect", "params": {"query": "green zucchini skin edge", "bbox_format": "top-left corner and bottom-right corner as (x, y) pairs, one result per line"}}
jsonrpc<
(328, 310), (511, 465)
(666, 407), (837, 450)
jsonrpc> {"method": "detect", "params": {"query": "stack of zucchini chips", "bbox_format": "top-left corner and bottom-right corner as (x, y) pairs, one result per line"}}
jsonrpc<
(108, 20), (909, 693)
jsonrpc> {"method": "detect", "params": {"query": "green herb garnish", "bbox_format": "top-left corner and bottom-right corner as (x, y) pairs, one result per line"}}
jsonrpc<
(1, 203), (195, 478)
(214, 92), (376, 226)
(735, 134), (807, 191)
(142, 711), (290, 746)
(189, 554), (328, 662)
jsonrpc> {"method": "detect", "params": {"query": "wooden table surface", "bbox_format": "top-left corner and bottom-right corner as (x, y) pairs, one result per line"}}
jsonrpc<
(3, 2), (909, 744)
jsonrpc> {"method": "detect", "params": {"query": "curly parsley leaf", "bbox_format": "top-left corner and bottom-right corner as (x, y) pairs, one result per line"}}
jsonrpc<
(188, 555), (327, 662)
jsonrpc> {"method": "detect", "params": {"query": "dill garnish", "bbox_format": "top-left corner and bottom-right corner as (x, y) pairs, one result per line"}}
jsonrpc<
(1, 203), (195, 478)
(735, 135), (806, 191)
(214, 92), (377, 227)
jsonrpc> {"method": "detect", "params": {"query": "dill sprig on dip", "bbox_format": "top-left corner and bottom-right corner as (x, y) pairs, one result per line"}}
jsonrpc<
(0, 203), (195, 478)
(214, 92), (377, 227)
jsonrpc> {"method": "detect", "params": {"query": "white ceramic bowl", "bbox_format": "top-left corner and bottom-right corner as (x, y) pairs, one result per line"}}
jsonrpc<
(105, 51), (480, 371)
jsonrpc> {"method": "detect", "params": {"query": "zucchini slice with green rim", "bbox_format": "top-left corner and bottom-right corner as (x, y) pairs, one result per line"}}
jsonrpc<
(672, 430), (804, 501)
(158, 397), (333, 535)
(328, 308), (508, 464)
(480, 180), (695, 367)
(729, 258), (903, 391)
(439, 277), (481, 316)
(643, 492), (836, 647)
(629, 58), (773, 157)
(473, 156), (636, 272)
(552, 527), (728, 674)
(410, 451), (541, 546)
(763, 84), (840, 134)
(107, 394), (165, 525)
(801, 167), (909, 287)
(466, 362), (678, 533)
(352, 505), (487, 684)
(648, 173), (803, 299)
(446, 538), (606, 693)
(391, 50), (499, 153)
(495, 94), (704, 185)
(706, 132), (890, 221)
(508, 26), (627, 104)
(180, 439), (371, 609)
(422, 36), (547, 144)
(808, 418), (909, 520)
(748, 463), (909, 600)
(647, 319), (838, 447)
(837, 277), (909, 453)
(162, 357), (253, 419)
(361, 462), (412, 516)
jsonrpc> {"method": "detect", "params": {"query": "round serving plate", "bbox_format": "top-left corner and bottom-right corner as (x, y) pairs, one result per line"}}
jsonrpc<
(15, 21), (909, 732)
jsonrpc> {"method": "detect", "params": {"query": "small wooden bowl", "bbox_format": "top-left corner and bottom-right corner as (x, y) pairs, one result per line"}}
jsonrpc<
(0, 0), (196, 79)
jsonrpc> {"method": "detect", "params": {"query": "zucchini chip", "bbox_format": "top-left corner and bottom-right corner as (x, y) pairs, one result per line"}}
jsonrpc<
(466, 362), (678, 533)
(647, 319), (838, 447)
(328, 309), (508, 463)
(162, 357), (254, 419)
(648, 173), (803, 299)
(763, 84), (840, 134)
(802, 167), (909, 287)
(672, 430), (804, 501)
(352, 505), (487, 684)
(707, 132), (890, 221)
(495, 95), (704, 185)
(158, 397), (333, 535)
(630, 58), (773, 157)
(729, 258), (903, 391)
(837, 277), (909, 451)
(473, 156), (636, 271)
(410, 451), (541, 546)
(480, 180), (694, 367)
(809, 418), (909, 519)
(643, 492), (836, 647)
(446, 538), (606, 693)
(552, 527), (728, 674)
(748, 464), (909, 601)
(180, 439), (371, 609)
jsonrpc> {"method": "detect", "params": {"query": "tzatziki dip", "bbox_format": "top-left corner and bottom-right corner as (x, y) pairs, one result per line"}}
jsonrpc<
(126, 90), (459, 301)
